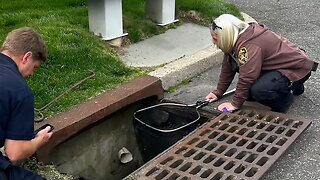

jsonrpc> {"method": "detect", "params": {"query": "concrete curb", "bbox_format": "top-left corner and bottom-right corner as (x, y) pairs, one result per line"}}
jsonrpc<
(148, 12), (255, 90)
(149, 46), (223, 90)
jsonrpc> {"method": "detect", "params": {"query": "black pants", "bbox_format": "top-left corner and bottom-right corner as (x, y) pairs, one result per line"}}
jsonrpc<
(249, 71), (293, 113)
(0, 156), (45, 180)
(6, 165), (45, 180)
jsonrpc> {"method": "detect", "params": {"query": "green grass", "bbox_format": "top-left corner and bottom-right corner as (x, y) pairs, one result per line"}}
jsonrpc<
(123, 0), (167, 42)
(177, 0), (242, 21)
(0, 0), (241, 119)
(0, 0), (144, 118)
(122, 0), (242, 42)
(166, 79), (192, 93)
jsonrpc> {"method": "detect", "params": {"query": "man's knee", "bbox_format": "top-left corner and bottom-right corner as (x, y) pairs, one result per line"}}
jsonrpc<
(0, 169), (7, 180)
(6, 165), (45, 180)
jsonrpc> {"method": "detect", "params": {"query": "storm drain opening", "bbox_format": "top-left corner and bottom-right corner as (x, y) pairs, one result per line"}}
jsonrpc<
(133, 103), (212, 162)
(125, 108), (311, 180)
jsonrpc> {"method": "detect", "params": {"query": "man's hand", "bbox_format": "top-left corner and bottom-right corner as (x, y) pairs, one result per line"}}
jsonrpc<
(5, 126), (52, 162)
(218, 102), (238, 112)
(33, 126), (53, 148)
(205, 92), (218, 102)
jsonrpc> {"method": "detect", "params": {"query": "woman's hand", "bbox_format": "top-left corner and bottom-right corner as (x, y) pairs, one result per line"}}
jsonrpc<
(205, 92), (218, 102)
(218, 102), (238, 112)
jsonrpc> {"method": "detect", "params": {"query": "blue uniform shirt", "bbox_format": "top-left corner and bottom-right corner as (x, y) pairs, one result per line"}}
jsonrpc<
(0, 53), (35, 148)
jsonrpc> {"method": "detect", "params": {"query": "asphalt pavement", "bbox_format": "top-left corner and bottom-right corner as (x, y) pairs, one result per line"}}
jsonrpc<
(119, 1), (320, 178)
(166, 1), (320, 179)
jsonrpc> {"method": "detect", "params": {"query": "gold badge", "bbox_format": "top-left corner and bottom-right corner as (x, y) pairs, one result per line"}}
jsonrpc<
(238, 47), (249, 65)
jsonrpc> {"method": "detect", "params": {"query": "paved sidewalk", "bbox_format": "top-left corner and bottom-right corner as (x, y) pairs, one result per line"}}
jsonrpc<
(119, 22), (224, 90)
(119, 23), (213, 67)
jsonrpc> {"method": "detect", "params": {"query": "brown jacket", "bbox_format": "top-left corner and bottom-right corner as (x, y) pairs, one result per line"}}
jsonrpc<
(213, 23), (315, 108)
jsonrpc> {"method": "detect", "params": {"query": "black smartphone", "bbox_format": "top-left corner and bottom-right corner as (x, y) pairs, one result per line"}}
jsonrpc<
(33, 124), (54, 137)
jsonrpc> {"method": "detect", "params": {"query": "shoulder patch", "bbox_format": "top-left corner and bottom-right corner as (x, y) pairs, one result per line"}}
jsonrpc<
(238, 47), (249, 65)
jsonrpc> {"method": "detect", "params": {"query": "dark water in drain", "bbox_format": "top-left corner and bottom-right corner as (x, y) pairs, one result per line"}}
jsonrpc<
(134, 104), (210, 162)
(135, 105), (200, 130)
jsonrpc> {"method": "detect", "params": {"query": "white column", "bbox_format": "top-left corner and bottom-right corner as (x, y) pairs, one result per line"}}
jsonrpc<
(146, 0), (178, 26)
(88, 0), (128, 40)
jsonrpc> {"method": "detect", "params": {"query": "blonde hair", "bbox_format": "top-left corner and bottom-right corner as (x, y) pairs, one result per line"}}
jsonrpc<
(1, 27), (48, 62)
(214, 14), (249, 53)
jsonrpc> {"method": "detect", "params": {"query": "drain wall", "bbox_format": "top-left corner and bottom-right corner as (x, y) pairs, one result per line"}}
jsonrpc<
(49, 104), (144, 180)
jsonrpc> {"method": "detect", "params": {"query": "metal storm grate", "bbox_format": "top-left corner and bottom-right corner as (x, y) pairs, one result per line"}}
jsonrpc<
(125, 108), (311, 180)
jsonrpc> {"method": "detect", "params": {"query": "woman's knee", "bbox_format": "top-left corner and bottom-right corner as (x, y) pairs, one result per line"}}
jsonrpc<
(250, 71), (290, 100)
(249, 83), (269, 100)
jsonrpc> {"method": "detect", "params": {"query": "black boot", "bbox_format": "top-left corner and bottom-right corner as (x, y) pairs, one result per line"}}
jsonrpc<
(291, 82), (305, 96)
(291, 72), (311, 96)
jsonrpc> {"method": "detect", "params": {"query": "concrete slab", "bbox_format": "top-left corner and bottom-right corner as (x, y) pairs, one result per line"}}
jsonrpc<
(119, 23), (212, 67)
(149, 46), (223, 90)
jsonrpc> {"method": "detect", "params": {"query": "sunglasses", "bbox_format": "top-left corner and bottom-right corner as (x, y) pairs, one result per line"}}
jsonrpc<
(209, 22), (222, 32)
